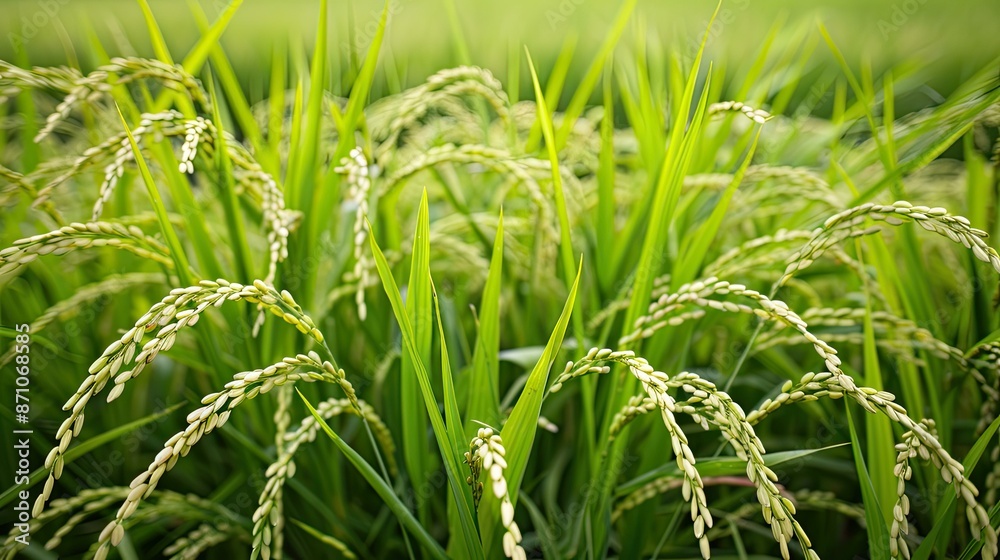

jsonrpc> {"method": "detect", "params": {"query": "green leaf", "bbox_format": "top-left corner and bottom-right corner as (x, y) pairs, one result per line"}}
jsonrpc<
(188, 1), (266, 150)
(502, 259), (581, 500)
(114, 104), (192, 285)
(181, 0), (243, 75)
(624, 2), (719, 320)
(616, 443), (849, 496)
(524, 34), (576, 152)
(136, 0), (174, 64)
(288, 0), (327, 215)
(151, 0), (244, 113)
(845, 401), (892, 560)
(297, 390), (448, 560)
(136, 0), (194, 116)
(207, 72), (254, 282)
(854, 242), (898, 531)
(479, 260), (582, 553)
(525, 49), (579, 305)
(289, 518), (356, 559)
(553, 0), (637, 149)
(595, 64), (616, 293)
(465, 211), (504, 436)
(369, 217), (485, 560)
(144, 116), (224, 280)
(673, 129), (761, 288)
(310, 1), (389, 244)
(432, 276), (480, 559)
(400, 190), (434, 525)
(591, 6), (722, 553)
(441, 0), (471, 65)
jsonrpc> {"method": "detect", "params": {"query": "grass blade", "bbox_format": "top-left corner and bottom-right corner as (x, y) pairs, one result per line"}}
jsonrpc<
(114, 104), (192, 284)
(310, 1), (389, 245)
(852, 236), (899, 532)
(480, 259), (582, 553)
(845, 400), (891, 560)
(207, 72), (254, 283)
(673, 129), (761, 288)
(400, 190), (434, 525)
(181, 0), (243, 74)
(189, 1), (266, 150)
(297, 390), (448, 559)
(465, 211), (504, 436)
(553, 0), (637, 149)
(368, 216), (486, 560)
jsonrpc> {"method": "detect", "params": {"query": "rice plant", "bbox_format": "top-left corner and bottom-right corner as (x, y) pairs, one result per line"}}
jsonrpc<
(2, 1), (1000, 559)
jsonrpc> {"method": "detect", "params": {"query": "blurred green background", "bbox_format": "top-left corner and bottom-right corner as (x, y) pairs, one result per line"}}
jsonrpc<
(2, 0), (999, 109)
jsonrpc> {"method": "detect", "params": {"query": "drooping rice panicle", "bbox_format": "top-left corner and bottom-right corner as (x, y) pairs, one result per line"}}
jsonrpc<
(620, 277), (997, 554)
(753, 307), (994, 369)
(578, 268), (999, 560)
(747, 380), (997, 558)
(379, 142), (558, 282)
(709, 100), (773, 124)
(782, 201), (1000, 285)
(702, 490), (867, 543)
(0, 488), (126, 558)
(0, 486), (247, 559)
(29, 109), (293, 284)
(0, 60), (83, 97)
(371, 66), (510, 156)
(0, 222), (174, 279)
(33, 280), (325, 518)
(629, 363), (716, 560)
(92, 353), (347, 560)
(552, 348), (813, 559)
(31, 57), (209, 142)
(607, 394), (657, 442)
